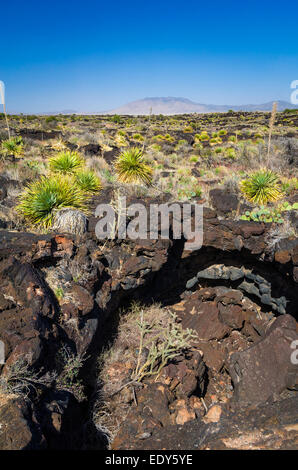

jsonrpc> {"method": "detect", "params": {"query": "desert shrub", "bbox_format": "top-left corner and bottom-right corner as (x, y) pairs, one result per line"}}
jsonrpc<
(75, 169), (102, 193)
(56, 346), (87, 401)
(225, 148), (237, 160)
(17, 175), (88, 228)
(152, 134), (166, 142)
(240, 169), (283, 205)
(177, 186), (202, 200)
(164, 133), (175, 142)
(49, 151), (85, 174)
(265, 220), (297, 250)
(110, 114), (122, 124)
(114, 147), (153, 185)
(132, 306), (197, 383)
(99, 302), (197, 391)
(45, 115), (57, 123)
(199, 132), (209, 141)
(0, 358), (55, 397)
(218, 129), (227, 136)
(1, 136), (24, 157)
(223, 174), (240, 193)
(281, 177), (298, 195)
(133, 133), (144, 142)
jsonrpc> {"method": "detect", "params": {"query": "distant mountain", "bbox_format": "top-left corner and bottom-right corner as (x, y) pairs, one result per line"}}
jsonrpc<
(104, 97), (298, 115)
(36, 109), (77, 115)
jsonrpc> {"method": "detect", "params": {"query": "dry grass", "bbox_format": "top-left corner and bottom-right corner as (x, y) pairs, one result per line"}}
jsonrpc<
(265, 220), (297, 250)
(267, 102), (277, 166)
(93, 302), (197, 442)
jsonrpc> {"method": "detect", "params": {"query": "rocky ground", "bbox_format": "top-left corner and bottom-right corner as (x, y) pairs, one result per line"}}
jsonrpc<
(0, 206), (297, 449)
(0, 111), (297, 450)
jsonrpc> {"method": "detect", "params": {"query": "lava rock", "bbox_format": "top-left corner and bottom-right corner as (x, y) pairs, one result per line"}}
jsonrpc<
(228, 315), (298, 406)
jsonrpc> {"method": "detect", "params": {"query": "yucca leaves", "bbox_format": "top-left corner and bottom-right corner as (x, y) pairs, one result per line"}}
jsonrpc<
(240, 169), (283, 205)
(48, 151), (84, 174)
(17, 175), (89, 228)
(75, 170), (102, 193)
(1, 137), (24, 157)
(114, 147), (153, 185)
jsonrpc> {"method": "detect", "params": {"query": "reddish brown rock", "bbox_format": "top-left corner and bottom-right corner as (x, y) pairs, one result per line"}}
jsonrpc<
(228, 315), (298, 405)
(0, 397), (45, 450)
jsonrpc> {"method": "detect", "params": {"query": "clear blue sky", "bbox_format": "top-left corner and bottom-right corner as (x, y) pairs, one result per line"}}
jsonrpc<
(1, 0), (297, 113)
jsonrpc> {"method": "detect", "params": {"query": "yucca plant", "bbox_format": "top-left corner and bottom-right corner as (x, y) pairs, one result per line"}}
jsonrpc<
(1, 136), (24, 157)
(75, 169), (102, 193)
(240, 169), (282, 205)
(48, 151), (85, 174)
(17, 175), (88, 228)
(114, 147), (153, 185)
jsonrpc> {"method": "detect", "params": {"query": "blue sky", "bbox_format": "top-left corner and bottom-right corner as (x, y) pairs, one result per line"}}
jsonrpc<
(1, 0), (297, 113)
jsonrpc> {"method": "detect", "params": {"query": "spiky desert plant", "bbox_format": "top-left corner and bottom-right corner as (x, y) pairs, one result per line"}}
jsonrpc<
(17, 175), (88, 228)
(1, 136), (24, 157)
(114, 147), (153, 185)
(75, 169), (102, 193)
(240, 169), (282, 205)
(48, 151), (85, 174)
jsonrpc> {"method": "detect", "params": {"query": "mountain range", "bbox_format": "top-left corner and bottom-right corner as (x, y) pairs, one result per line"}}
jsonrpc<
(104, 97), (298, 115)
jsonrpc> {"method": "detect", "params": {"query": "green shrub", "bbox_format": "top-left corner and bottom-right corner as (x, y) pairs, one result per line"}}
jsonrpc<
(1, 137), (24, 157)
(133, 133), (144, 142)
(225, 148), (236, 159)
(114, 147), (153, 184)
(110, 114), (122, 124)
(199, 132), (209, 141)
(45, 115), (57, 123)
(240, 169), (282, 205)
(75, 170), (102, 193)
(49, 151), (85, 174)
(17, 175), (88, 228)
(184, 125), (194, 133)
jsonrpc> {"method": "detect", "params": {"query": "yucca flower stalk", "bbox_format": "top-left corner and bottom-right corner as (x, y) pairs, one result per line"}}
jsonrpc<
(114, 147), (153, 185)
(267, 101), (277, 166)
(240, 169), (282, 205)
(0, 81), (10, 139)
(48, 151), (85, 174)
(17, 175), (89, 228)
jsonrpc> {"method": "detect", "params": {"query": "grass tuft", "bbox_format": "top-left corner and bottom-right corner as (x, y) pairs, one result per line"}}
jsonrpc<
(240, 169), (283, 205)
(114, 147), (153, 185)
(75, 169), (102, 193)
(48, 151), (85, 174)
(17, 174), (89, 228)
